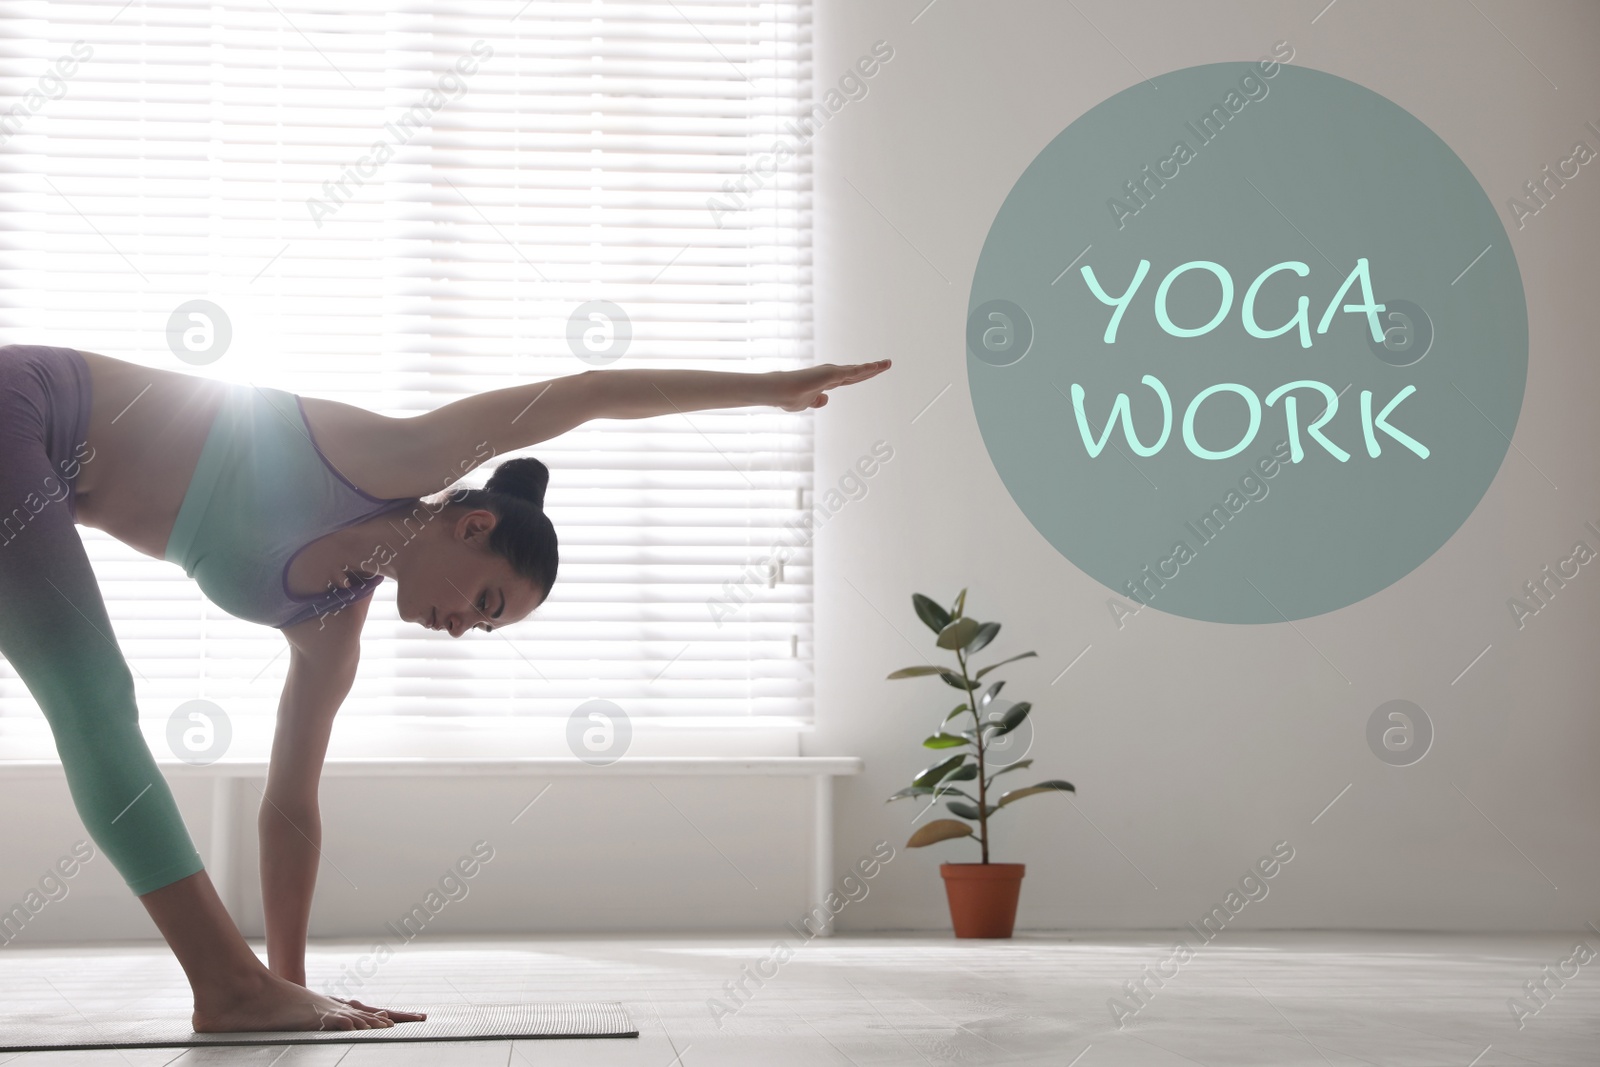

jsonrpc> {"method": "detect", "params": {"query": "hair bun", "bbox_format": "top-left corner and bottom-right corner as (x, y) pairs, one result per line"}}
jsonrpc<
(486, 457), (549, 510)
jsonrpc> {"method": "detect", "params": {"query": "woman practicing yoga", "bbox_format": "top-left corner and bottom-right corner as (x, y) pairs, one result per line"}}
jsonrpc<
(0, 343), (890, 1033)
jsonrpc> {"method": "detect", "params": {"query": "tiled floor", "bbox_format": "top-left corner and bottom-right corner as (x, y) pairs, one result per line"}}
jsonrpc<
(0, 932), (1596, 1065)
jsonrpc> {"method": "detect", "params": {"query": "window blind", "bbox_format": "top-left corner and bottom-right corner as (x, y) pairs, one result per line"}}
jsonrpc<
(0, 0), (814, 726)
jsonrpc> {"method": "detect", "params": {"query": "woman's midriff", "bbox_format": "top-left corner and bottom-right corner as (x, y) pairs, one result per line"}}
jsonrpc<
(72, 350), (231, 560)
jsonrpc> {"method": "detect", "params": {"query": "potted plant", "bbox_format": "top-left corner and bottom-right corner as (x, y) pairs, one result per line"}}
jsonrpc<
(884, 588), (1075, 938)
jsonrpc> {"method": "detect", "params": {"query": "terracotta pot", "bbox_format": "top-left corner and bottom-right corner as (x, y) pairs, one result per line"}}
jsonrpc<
(939, 862), (1025, 938)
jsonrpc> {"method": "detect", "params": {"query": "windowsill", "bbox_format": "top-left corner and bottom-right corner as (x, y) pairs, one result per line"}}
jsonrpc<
(0, 715), (814, 763)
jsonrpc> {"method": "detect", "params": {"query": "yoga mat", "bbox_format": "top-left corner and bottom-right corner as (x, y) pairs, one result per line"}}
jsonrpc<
(0, 1001), (638, 1051)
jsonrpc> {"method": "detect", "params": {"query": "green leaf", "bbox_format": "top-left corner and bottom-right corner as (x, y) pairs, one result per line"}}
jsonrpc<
(912, 593), (951, 635)
(886, 785), (935, 802)
(938, 670), (973, 691)
(936, 617), (982, 650)
(942, 704), (971, 724)
(974, 650), (1038, 679)
(930, 785), (977, 802)
(943, 762), (978, 782)
(911, 753), (968, 789)
(967, 621), (1000, 654)
(922, 732), (971, 749)
(907, 819), (974, 848)
(998, 780), (1076, 807)
(985, 759), (1034, 787)
(991, 702), (1032, 737)
(977, 701), (1030, 733)
(886, 665), (944, 680)
(979, 680), (1005, 708)
(951, 588), (967, 618)
(945, 800), (983, 820)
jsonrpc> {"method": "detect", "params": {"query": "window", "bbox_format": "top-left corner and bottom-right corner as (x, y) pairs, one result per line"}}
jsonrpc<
(0, 1), (814, 733)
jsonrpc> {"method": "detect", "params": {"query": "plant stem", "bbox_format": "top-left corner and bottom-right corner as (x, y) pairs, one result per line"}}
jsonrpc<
(957, 648), (989, 864)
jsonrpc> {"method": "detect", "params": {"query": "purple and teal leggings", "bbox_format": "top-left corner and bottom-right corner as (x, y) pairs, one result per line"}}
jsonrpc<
(0, 344), (204, 895)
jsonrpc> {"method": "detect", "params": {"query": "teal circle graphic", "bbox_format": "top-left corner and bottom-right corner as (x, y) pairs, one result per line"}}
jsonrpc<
(1366, 299), (1434, 367)
(968, 62), (1527, 623)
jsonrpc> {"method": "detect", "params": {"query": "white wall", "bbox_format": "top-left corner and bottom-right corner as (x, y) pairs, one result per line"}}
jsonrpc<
(0, 761), (824, 945)
(808, 0), (1600, 932)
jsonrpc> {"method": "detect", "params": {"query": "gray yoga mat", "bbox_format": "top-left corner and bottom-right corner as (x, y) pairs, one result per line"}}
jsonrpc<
(0, 1001), (638, 1051)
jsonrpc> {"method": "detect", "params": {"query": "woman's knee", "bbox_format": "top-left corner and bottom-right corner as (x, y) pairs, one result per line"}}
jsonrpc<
(30, 656), (139, 730)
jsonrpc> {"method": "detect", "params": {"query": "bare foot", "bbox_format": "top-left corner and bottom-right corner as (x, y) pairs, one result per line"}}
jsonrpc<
(193, 971), (427, 1033)
(332, 996), (428, 1024)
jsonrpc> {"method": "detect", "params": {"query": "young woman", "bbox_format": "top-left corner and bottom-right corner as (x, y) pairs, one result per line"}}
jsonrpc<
(0, 344), (890, 1033)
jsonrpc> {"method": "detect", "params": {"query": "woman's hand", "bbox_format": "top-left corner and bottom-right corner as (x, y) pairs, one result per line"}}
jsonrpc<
(771, 360), (892, 411)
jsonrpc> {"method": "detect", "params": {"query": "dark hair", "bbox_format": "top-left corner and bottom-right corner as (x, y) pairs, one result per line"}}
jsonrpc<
(435, 457), (558, 601)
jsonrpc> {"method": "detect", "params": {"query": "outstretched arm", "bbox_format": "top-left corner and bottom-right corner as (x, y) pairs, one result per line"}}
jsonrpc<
(586, 358), (892, 419)
(261, 595), (371, 986)
(410, 365), (782, 465)
(427, 358), (892, 449)
(297, 359), (893, 501)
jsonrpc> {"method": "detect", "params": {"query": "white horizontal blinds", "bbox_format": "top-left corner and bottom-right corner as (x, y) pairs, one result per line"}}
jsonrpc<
(0, 0), (813, 723)
(380, 4), (814, 720)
